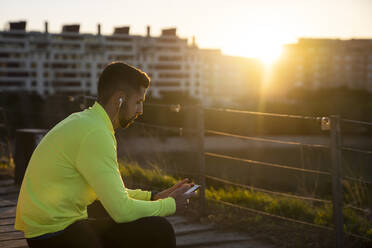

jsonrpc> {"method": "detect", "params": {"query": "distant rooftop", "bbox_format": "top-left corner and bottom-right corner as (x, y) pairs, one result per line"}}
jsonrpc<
(3, 20), (181, 38)
(9, 21), (26, 31)
(62, 24), (80, 33)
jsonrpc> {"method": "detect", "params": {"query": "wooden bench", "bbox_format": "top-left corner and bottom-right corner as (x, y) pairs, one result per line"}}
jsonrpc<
(0, 179), (274, 248)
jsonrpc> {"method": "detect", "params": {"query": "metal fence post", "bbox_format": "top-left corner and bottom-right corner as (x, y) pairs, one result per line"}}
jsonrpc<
(300, 144), (306, 191)
(196, 104), (206, 216)
(330, 115), (344, 248)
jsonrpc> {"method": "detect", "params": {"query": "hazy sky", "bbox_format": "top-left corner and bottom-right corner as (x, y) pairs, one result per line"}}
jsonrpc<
(1, 0), (371, 60)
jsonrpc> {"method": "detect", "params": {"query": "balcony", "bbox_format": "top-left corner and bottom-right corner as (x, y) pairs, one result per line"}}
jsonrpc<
(52, 77), (86, 83)
(0, 58), (26, 62)
(0, 67), (29, 72)
(0, 47), (28, 53)
(0, 76), (29, 81)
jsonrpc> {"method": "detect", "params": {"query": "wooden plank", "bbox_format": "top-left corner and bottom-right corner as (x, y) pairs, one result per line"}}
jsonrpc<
(0, 238), (27, 248)
(176, 230), (252, 246)
(0, 194), (19, 202)
(0, 231), (24, 241)
(177, 238), (253, 248)
(0, 207), (16, 219)
(166, 216), (189, 226)
(0, 224), (16, 233)
(186, 239), (276, 248)
(174, 223), (215, 236)
(0, 186), (19, 195)
(0, 199), (16, 208)
(0, 180), (13, 187)
(0, 218), (14, 225)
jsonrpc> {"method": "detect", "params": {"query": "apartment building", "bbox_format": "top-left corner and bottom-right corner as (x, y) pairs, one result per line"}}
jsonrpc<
(0, 21), (257, 106)
(196, 49), (262, 106)
(275, 38), (372, 94)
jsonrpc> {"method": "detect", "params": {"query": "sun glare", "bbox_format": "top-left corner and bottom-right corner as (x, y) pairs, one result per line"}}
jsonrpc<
(221, 35), (285, 66)
(257, 45), (283, 66)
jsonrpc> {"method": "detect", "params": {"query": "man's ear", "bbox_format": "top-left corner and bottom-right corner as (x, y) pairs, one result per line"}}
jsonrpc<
(113, 91), (125, 107)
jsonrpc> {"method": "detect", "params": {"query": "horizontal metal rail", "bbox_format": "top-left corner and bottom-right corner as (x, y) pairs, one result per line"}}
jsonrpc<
(341, 118), (372, 127)
(342, 147), (372, 155)
(343, 176), (372, 186)
(205, 107), (321, 121)
(205, 129), (329, 149)
(205, 174), (330, 203)
(134, 122), (197, 134)
(205, 152), (331, 176)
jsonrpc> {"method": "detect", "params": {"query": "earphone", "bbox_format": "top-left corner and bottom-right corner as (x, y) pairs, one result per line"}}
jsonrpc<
(119, 98), (123, 108)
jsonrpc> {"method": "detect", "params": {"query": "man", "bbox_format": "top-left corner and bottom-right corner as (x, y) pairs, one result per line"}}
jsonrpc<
(15, 62), (195, 248)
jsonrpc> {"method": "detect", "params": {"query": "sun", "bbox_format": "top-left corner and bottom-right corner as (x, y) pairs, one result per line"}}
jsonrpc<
(221, 37), (284, 66)
(256, 45), (283, 66)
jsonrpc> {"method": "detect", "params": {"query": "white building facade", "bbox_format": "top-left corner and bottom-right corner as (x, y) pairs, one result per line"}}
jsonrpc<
(0, 21), (257, 106)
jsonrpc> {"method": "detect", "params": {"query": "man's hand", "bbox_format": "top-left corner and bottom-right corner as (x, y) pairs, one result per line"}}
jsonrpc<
(152, 178), (193, 201)
(169, 184), (197, 214)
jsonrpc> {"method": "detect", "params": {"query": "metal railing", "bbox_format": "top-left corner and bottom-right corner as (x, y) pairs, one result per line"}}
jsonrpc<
(1, 100), (371, 247)
(133, 103), (372, 247)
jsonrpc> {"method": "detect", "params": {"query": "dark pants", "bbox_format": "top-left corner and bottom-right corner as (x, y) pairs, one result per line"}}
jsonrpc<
(26, 201), (176, 248)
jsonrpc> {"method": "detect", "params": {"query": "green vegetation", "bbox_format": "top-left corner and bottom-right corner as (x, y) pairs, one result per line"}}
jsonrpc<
(119, 161), (372, 240)
(119, 160), (177, 190)
(206, 187), (372, 238)
(0, 162), (8, 169)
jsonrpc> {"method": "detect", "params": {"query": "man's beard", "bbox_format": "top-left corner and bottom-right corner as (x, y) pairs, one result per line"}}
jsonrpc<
(119, 114), (138, 128)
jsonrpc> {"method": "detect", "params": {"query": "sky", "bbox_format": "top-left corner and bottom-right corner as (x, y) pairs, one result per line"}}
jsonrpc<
(1, 0), (372, 62)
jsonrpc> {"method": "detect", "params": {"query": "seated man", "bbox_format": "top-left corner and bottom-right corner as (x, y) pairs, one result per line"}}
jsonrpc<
(15, 62), (195, 248)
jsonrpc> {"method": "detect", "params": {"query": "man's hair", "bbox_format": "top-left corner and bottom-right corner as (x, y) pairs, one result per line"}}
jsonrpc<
(97, 62), (150, 105)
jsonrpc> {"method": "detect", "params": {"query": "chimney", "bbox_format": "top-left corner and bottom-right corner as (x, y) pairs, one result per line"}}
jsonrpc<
(113, 26), (130, 35)
(97, 24), (101, 35)
(161, 28), (176, 36)
(146, 26), (151, 37)
(9, 21), (26, 31)
(44, 21), (49, 33)
(62, 24), (80, 33)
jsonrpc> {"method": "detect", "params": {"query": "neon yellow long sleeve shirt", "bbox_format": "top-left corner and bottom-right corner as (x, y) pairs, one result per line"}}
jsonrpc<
(15, 102), (176, 238)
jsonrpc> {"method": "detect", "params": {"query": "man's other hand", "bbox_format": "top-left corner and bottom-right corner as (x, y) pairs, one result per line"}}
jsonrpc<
(152, 178), (193, 201)
(169, 184), (196, 214)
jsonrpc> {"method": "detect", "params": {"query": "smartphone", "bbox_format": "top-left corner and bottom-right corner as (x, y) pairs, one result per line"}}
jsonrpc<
(185, 184), (200, 194)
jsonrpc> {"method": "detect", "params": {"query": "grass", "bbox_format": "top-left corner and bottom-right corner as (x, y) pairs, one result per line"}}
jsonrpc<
(118, 160), (372, 246)
(119, 159), (178, 190)
(206, 186), (372, 238)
